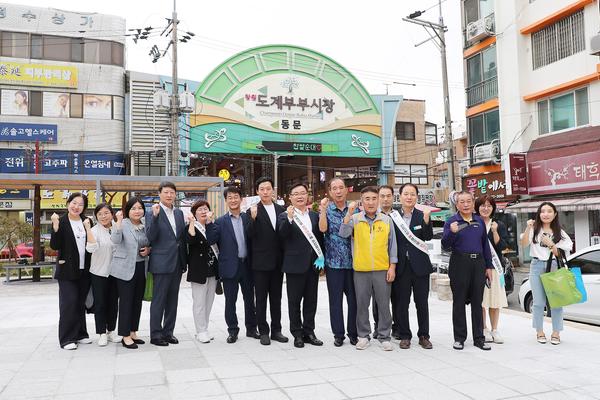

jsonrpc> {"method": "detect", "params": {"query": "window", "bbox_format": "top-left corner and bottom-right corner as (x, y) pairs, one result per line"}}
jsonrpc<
(537, 87), (588, 134)
(394, 164), (428, 185)
(111, 42), (124, 66)
(532, 10), (585, 69)
(31, 35), (43, 59)
(70, 94), (83, 118)
(395, 121), (415, 140)
(1, 32), (29, 58)
(43, 36), (71, 62)
(99, 41), (112, 64)
(569, 249), (600, 274)
(71, 38), (83, 62)
(29, 91), (43, 116)
(84, 39), (99, 63)
(466, 46), (497, 106)
(425, 123), (437, 145)
(463, 0), (494, 25)
(468, 108), (499, 145)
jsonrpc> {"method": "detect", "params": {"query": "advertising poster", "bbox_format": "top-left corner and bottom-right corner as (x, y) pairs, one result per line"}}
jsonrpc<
(83, 94), (112, 119)
(1, 89), (29, 116)
(43, 92), (70, 117)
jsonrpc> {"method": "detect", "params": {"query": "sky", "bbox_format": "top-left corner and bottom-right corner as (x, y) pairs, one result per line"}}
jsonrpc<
(6, 0), (467, 129)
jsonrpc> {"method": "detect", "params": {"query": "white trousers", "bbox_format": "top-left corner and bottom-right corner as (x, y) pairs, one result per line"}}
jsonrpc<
(191, 277), (217, 334)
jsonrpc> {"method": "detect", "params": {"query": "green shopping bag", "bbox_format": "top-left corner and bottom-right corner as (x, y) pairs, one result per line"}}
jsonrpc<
(143, 272), (153, 302)
(540, 254), (582, 309)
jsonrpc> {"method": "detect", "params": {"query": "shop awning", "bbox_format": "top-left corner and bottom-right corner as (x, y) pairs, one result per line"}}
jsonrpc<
(505, 196), (600, 213)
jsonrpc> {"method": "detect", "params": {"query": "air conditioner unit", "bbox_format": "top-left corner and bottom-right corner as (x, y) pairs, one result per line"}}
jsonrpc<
(466, 15), (494, 42)
(179, 91), (196, 114)
(591, 34), (600, 56)
(434, 179), (447, 189)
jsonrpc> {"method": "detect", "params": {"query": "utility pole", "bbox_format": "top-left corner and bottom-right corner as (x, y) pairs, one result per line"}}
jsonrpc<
(170, 0), (179, 176)
(404, 0), (456, 193)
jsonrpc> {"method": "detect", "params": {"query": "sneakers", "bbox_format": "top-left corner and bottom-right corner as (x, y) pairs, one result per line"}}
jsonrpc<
(355, 337), (369, 350)
(484, 329), (493, 343)
(196, 332), (211, 343)
(107, 331), (121, 343)
(381, 341), (393, 351)
(492, 330), (504, 344)
(77, 337), (93, 344)
(98, 333), (108, 347)
(63, 343), (77, 350)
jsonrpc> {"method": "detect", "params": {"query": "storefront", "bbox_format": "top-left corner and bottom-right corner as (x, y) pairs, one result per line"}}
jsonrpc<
(507, 126), (600, 264)
(189, 45), (396, 199)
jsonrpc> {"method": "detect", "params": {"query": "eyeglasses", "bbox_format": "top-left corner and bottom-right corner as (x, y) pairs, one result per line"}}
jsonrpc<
(290, 192), (308, 197)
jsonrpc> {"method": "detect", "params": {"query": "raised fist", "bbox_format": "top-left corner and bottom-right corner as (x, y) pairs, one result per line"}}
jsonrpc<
(206, 211), (214, 223)
(450, 221), (459, 233)
(250, 205), (258, 220)
(152, 203), (160, 217)
(115, 210), (124, 223)
(491, 221), (498, 232)
(423, 208), (431, 223)
(287, 205), (294, 219)
(50, 212), (60, 223)
(348, 201), (357, 214)
(526, 219), (535, 228)
(319, 197), (329, 213)
(187, 213), (196, 224)
(83, 218), (91, 230)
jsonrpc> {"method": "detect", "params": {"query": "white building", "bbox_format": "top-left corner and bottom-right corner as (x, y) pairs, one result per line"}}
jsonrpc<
(461, 0), (600, 262)
(0, 3), (127, 179)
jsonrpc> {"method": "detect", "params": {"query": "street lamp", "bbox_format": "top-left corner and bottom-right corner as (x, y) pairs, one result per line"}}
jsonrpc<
(256, 145), (292, 198)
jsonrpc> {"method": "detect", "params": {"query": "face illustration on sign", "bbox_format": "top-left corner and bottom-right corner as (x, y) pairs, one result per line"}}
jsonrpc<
(224, 74), (352, 133)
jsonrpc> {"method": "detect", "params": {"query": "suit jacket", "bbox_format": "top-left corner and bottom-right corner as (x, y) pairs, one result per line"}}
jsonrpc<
(110, 219), (149, 281)
(394, 208), (434, 277)
(277, 210), (324, 274)
(145, 205), (187, 274)
(50, 214), (91, 280)
(206, 212), (251, 280)
(246, 202), (285, 271)
(186, 226), (219, 284)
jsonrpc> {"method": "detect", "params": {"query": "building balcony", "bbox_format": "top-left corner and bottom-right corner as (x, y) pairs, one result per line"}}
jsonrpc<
(466, 76), (498, 108)
(469, 138), (501, 166)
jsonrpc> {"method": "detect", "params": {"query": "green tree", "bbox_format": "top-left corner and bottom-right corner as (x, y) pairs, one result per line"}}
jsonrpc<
(0, 216), (33, 262)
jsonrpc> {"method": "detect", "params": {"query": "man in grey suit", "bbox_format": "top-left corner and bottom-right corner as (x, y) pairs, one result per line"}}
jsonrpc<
(146, 181), (187, 346)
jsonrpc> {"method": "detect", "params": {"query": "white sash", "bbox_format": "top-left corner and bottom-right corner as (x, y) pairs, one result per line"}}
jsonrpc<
(292, 208), (325, 269)
(194, 221), (219, 258)
(488, 238), (505, 287)
(390, 210), (429, 255)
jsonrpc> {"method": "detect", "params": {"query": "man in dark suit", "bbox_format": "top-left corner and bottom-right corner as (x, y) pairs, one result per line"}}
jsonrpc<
(247, 177), (288, 345)
(206, 186), (258, 343)
(380, 184), (434, 350)
(277, 183), (324, 348)
(146, 181), (187, 346)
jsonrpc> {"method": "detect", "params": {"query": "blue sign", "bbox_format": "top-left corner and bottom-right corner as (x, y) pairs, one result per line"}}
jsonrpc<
(0, 149), (126, 175)
(25, 212), (33, 225)
(0, 189), (29, 199)
(0, 122), (57, 143)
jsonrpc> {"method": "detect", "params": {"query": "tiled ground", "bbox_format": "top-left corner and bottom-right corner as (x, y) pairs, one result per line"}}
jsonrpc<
(1, 278), (600, 399)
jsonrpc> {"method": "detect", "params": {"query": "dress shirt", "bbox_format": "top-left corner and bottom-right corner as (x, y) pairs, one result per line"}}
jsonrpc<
(69, 218), (86, 269)
(442, 213), (492, 269)
(263, 203), (277, 229)
(86, 224), (114, 277)
(324, 202), (353, 269)
(160, 202), (177, 235)
(229, 212), (247, 259)
(288, 207), (312, 229)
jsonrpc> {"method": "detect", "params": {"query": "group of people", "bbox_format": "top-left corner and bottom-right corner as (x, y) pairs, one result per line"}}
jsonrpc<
(50, 177), (572, 351)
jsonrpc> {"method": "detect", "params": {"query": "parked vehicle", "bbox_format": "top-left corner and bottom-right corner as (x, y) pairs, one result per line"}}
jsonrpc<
(518, 244), (600, 325)
(0, 242), (33, 259)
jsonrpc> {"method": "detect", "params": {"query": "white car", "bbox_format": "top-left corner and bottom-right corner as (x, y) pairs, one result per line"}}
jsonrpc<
(518, 244), (600, 325)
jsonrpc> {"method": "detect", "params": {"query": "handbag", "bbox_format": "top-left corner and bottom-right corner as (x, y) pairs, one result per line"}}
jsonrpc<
(215, 278), (223, 295)
(540, 252), (582, 308)
(570, 267), (588, 303)
(143, 272), (153, 302)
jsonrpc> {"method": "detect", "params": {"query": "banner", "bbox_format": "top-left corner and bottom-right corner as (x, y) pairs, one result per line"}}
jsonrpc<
(41, 190), (127, 209)
(0, 149), (125, 175)
(509, 153), (528, 195)
(0, 122), (57, 142)
(0, 61), (78, 88)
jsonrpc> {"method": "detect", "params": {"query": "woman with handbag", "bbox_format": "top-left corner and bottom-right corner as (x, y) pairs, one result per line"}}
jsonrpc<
(520, 201), (573, 345)
(475, 195), (509, 344)
(111, 197), (150, 349)
(50, 193), (92, 350)
(85, 203), (120, 346)
(186, 200), (219, 343)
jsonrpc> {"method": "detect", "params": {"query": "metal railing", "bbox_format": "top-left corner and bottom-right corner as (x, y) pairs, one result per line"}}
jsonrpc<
(468, 137), (500, 165)
(466, 76), (497, 107)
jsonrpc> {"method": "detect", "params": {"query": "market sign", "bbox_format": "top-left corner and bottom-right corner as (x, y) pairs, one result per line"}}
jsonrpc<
(0, 189), (29, 199)
(462, 171), (517, 201)
(0, 122), (57, 142)
(0, 199), (31, 210)
(528, 149), (600, 195)
(509, 153), (528, 195)
(0, 150), (126, 175)
(262, 141), (322, 153)
(0, 62), (78, 88)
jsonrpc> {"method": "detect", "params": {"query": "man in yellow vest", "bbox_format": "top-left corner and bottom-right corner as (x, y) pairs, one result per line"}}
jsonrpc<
(339, 186), (398, 351)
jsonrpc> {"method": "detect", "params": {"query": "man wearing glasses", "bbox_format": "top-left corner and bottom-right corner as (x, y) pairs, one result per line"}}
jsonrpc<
(277, 183), (324, 348)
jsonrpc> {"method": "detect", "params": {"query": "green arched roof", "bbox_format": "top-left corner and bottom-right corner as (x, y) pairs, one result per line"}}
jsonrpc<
(195, 44), (379, 115)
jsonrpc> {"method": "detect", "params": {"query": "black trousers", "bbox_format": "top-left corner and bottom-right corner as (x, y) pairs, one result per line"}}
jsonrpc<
(57, 270), (90, 348)
(254, 269), (283, 335)
(286, 269), (319, 338)
(372, 281), (398, 334)
(325, 267), (357, 340)
(90, 274), (118, 334)
(222, 258), (257, 335)
(393, 261), (430, 340)
(150, 267), (182, 340)
(117, 261), (146, 337)
(448, 253), (486, 344)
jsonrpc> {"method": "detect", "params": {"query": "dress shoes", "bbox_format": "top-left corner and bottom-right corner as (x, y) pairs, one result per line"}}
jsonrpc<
(226, 334), (238, 344)
(132, 338), (145, 345)
(294, 337), (304, 348)
(260, 334), (271, 345)
(246, 329), (260, 339)
(270, 332), (289, 343)
(399, 339), (411, 349)
(150, 338), (169, 346)
(349, 337), (358, 346)
(121, 338), (138, 349)
(392, 330), (402, 340)
(164, 336), (179, 344)
(418, 337), (433, 349)
(302, 334), (323, 346)
(334, 337), (344, 347)
(474, 341), (491, 351)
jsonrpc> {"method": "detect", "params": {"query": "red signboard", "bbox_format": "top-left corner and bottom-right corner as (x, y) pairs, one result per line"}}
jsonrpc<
(528, 149), (600, 195)
(462, 171), (517, 201)
(509, 153), (528, 194)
